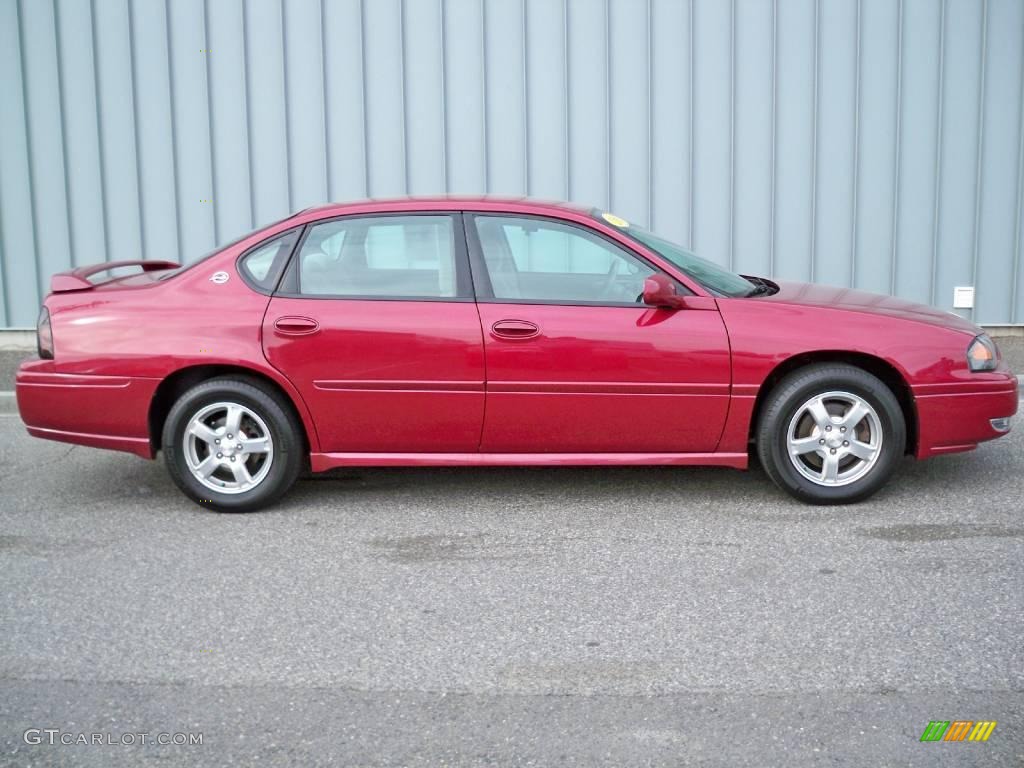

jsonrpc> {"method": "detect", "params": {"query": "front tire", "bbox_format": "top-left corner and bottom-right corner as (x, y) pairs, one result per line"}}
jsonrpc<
(162, 377), (303, 512)
(756, 364), (906, 504)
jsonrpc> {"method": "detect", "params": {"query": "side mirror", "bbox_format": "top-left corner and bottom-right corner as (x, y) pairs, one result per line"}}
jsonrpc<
(642, 274), (687, 309)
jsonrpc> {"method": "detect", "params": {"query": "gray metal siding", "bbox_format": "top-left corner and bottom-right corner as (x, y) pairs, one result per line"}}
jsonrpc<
(1, 0), (1022, 327)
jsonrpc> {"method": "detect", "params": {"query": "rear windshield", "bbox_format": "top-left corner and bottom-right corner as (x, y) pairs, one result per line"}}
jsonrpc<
(158, 214), (300, 280)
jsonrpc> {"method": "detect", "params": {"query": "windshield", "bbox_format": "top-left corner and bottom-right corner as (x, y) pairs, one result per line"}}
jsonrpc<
(592, 211), (758, 298)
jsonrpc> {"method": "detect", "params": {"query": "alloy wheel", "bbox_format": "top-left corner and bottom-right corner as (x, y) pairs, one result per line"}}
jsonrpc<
(785, 390), (883, 487)
(183, 401), (275, 494)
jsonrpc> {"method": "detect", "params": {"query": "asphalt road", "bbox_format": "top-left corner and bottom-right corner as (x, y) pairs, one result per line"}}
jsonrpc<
(1, 408), (1023, 767)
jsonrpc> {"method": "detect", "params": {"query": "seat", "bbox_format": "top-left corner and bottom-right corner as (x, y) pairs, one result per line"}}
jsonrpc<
(476, 219), (521, 299)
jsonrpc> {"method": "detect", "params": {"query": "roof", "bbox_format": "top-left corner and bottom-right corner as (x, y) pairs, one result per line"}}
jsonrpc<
(298, 195), (595, 218)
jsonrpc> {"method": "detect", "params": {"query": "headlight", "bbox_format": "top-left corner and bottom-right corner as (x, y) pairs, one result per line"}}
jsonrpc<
(966, 334), (998, 372)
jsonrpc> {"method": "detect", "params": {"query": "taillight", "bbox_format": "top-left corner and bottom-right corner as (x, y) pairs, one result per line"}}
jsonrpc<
(37, 306), (54, 359)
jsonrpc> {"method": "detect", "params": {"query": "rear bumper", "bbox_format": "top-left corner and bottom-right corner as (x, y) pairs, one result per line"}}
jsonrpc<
(16, 361), (158, 459)
(914, 375), (1018, 459)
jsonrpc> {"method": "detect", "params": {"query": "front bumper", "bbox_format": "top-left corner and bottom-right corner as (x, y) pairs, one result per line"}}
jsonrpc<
(914, 374), (1018, 458)
(16, 360), (158, 458)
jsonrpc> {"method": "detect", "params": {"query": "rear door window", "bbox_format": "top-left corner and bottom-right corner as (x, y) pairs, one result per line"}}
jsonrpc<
(296, 215), (460, 299)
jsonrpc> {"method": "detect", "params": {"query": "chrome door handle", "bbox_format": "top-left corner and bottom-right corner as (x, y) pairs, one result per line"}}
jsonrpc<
(490, 319), (540, 340)
(274, 316), (320, 336)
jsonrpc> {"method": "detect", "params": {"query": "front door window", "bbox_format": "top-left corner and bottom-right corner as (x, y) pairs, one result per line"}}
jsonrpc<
(472, 215), (656, 305)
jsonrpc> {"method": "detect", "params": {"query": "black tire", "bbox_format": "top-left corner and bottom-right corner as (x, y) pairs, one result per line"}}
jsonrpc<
(756, 364), (906, 505)
(162, 377), (304, 512)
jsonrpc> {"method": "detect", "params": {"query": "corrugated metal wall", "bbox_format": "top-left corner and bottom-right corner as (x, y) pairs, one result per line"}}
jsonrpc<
(1, 0), (1023, 328)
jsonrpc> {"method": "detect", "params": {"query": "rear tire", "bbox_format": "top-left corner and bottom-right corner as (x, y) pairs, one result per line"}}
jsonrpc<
(756, 364), (906, 505)
(162, 377), (304, 512)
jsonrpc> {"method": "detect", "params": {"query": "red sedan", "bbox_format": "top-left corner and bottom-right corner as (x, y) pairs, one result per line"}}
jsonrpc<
(16, 197), (1018, 511)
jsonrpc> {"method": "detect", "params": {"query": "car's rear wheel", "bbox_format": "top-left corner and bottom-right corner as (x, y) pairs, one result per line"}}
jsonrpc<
(163, 378), (303, 512)
(756, 364), (906, 504)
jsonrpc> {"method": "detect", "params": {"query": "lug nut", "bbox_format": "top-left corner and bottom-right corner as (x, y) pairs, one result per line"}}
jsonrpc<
(216, 453), (222, 458)
(840, 426), (846, 433)
(819, 439), (825, 445)
(215, 438), (220, 444)
(825, 425), (832, 432)
(236, 444), (242, 450)
(227, 433), (233, 439)
(843, 440), (849, 446)
(230, 456), (236, 462)
(830, 448), (836, 454)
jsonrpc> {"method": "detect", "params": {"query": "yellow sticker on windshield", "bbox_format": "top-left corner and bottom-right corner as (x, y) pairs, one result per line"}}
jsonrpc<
(601, 212), (630, 228)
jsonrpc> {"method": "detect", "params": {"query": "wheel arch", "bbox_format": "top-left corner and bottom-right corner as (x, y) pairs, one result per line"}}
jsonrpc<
(148, 364), (318, 456)
(749, 351), (918, 456)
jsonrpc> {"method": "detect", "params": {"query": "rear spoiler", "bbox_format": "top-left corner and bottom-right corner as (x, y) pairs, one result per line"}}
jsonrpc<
(50, 260), (181, 293)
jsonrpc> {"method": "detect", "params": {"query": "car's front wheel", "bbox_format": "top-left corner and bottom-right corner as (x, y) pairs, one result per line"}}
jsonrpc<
(756, 364), (906, 504)
(163, 377), (304, 512)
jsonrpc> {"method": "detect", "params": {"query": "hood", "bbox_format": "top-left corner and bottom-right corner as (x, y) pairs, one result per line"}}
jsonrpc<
(760, 281), (982, 336)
